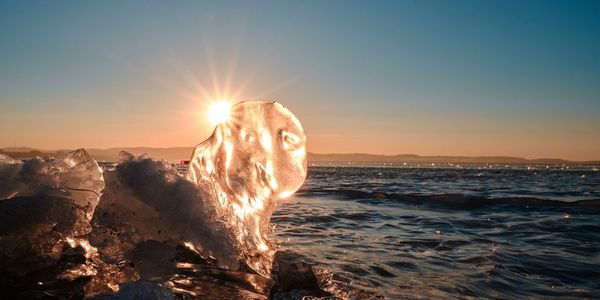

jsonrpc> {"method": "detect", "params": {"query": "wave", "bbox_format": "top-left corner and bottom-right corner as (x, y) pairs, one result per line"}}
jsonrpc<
(297, 188), (600, 211)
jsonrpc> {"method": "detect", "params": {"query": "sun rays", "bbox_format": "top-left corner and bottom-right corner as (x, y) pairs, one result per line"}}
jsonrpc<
(207, 100), (232, 126)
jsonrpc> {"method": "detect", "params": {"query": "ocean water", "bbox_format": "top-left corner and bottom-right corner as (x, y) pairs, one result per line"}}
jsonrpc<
(3, 162), (600, 299)
(271, 164), (600, 298)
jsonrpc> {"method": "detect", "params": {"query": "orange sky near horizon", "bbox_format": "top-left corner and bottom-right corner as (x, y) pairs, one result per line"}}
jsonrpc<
(2, 96), (599, 161)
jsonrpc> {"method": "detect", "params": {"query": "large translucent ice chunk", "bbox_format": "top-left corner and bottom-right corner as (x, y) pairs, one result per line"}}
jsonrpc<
(0, 149), (104, 273)
(188, 101), (307, 275)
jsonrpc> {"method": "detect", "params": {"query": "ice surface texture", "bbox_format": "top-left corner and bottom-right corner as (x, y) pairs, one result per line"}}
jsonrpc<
(0, 150), (104, 273)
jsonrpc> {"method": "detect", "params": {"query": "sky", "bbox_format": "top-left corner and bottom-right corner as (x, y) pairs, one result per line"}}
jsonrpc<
(1, 1), (599, 160)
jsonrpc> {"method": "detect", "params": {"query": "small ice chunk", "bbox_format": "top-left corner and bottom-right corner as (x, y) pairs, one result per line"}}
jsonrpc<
(0, 154), (24, 199)
(0, 153), (23, 177)
(0, 149), (104, 273)
(0, 195), (85, 274)
(0, 149), (104, 216)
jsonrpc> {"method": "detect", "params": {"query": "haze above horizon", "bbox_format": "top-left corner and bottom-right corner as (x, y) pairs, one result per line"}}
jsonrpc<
(1, 1), (599, 160)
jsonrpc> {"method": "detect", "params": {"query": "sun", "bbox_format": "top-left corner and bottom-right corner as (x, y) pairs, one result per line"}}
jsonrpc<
(207, 100), (232, 126)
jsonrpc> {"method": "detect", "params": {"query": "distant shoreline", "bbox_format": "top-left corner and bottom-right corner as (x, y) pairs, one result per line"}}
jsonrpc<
(2, 147), (599, 165)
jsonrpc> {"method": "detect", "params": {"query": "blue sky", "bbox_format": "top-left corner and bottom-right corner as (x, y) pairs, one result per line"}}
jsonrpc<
(1, 1), (599, 159)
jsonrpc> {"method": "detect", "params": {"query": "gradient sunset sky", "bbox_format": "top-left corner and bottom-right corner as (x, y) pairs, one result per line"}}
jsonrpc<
(1, 1), (599, 160)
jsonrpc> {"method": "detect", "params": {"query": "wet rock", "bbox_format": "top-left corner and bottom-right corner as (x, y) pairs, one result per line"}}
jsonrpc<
(270, 251), (331, 299)
(89, 281), (175, 300)
(271, 251), (385, 300)
(0, 243), (94, 299)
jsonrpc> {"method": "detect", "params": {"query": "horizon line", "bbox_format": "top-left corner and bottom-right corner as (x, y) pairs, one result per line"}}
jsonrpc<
(2, 146), (599, 163)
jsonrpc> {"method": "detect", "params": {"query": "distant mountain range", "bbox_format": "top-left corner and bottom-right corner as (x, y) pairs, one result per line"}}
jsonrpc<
(306, 153), (600, 165)
(0, 147), (192, 162)
(1, 147), (599, 165)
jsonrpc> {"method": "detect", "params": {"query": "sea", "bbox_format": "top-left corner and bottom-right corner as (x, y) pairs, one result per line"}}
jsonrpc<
(4, 162), (600, 299)
(270, 163), (600, 299)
